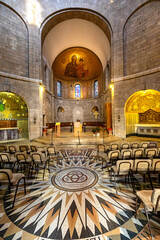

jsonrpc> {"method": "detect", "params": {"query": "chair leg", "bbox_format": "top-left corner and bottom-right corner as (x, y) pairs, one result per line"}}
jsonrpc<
(12, 183), (19, 208)
(23, 177), (26, 195)
(147, 171), (153, 190)
(43, 167), (45, 180)
(135, 196), (140, 218)
(113, 171), (118, 194)
(144, 205), (154, 240)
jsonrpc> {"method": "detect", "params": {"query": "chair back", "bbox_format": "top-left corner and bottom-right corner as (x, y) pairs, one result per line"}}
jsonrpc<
(121, 143), (130, 149)
(19, 145), (29, 152)
(131, 142), (139, 149)
(141, 142), (149, 148)
(8, 146), (17, 154)
(151, 189), (160, 212)
(0, 153), (10, 162)
(116, 160), (133, 174)
(149, 142), (157, 148)
(47, 146), (56, 154)
(110, 143), (119, 150)
(121, 149), (132, 159)
(0, 145), (7, 152)
(31, 152), (43, 164)
(97, 144), (105, 153)
(135, 159), (152, 172)
(133, 149), (143, 159)
(108, 150), (120, 160)
(0, 169), (13, 181)
(145, 148), (157, 158)
(152, 159), (160, 172)
(30, 145), (38, 152)
(15, 152), (27, 162)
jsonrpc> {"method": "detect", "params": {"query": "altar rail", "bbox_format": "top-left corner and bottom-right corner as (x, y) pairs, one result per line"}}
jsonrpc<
(46, 122), (105, 129)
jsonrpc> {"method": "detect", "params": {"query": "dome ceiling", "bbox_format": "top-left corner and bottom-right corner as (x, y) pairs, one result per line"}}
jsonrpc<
(42, 19), (110, 71)
(53, 47), (102, 81)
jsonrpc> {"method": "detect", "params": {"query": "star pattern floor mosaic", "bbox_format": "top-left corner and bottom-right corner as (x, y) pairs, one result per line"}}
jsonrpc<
(0, 149), (160, 240)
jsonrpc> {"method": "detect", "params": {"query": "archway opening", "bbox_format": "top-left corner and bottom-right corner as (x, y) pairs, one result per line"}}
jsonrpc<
(125, 89), (160, 136)
(0, 92), (29, 140)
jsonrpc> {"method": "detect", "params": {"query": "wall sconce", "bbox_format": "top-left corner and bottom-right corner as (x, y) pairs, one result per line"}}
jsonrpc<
(34, 117), (36, 124)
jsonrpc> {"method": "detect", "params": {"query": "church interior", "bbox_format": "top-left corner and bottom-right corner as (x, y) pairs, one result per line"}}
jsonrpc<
(0, 0), (160, 239)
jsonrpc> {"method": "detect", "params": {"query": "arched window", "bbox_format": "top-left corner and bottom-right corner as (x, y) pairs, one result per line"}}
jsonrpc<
(57, 81), (62, 97)
(75, 84), (81, 98)
(94, 80), (98, 97)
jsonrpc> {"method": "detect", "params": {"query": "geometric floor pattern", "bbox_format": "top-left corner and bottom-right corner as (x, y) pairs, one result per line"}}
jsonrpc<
(0, 149), (160, 240)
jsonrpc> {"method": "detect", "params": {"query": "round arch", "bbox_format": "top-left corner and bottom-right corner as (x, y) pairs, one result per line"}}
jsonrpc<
(125, 89), (160, 136)
(0, 92), (29, 139)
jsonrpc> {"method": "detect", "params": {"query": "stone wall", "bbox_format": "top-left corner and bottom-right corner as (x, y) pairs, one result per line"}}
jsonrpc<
(54, 97), (103, 123)
(0, 3), (28, 77)
(124, 1), (160, 75)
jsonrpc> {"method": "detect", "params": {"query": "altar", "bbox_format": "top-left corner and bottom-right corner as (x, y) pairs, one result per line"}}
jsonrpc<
(0, 128), (19, 141)
(135, 109), (160, 136)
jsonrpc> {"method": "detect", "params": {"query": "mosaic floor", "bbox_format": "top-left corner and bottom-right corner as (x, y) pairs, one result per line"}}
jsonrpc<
(0, 149), (160, 240)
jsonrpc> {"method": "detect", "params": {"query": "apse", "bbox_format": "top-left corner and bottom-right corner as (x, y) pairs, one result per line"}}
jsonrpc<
(42, 18), (110, 71)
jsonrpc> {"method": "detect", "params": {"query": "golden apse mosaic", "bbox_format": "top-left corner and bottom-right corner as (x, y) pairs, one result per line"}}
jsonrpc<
(125, 90), (160, 113)
(52, 47), (102, 81)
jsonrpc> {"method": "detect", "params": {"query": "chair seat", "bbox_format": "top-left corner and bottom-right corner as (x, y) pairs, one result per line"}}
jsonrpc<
(137, 190), (154, 211)
(112, 165), (130, 175)
(11, 173), (25, 185)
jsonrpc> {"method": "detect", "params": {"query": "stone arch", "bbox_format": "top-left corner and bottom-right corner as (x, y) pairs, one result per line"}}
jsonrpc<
(0, 91), (29, 139)
(40, 9), (112, 44)
(123, 0), (160, 76)
(125, 89), (160, 136)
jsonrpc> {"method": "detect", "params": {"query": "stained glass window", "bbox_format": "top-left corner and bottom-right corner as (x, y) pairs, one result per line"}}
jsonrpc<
(94, 80), (98, 97)
(75, 84), (81, 98)
(57, 81), (62, 97)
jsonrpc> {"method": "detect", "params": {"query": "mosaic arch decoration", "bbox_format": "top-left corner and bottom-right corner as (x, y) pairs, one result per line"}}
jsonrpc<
(53, 47), (102, 81)
(1, 149), (159, 240)
(0, 92), (28, 120)
(125, 89), (160, 113)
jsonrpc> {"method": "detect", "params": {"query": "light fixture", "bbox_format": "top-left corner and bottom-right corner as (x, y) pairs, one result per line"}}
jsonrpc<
(109, 84), (114, 90)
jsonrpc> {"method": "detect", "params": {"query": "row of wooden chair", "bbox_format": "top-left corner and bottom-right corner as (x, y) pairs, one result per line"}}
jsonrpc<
(107, 142), (157, 151)
(108, 148), (160, 163)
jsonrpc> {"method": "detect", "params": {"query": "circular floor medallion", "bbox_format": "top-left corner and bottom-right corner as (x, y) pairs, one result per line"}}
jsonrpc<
(51, 167), (98, 191)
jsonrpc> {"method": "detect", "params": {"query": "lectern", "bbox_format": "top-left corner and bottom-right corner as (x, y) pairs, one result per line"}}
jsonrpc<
(55, 122), (61, 137)
(74, 122), (82, 136)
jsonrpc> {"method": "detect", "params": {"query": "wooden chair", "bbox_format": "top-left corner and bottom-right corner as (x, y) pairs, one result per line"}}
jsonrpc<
(15, 152), (32, 176)
(140, 142), (149, 149)
(0, 169), (26, 208)
(0, 153), (17, 170)
(121, 143), (130, 149)
(31, 152), (49, 179)
(121, 149), (132, 160)
(145, 148), (158, 159)
(136, 189), (160, 240)
(132, 149), (143, 159)
(19, 145), (30, 154)
(0, 145), (7, 153)
(108, 150), (120, 164)
(110, 143), (119, 150)
(111, 160), (134, 193)
(148, 142), (157, 148)
(132, 159), (153, 189)
(131, 142), (139, 149)
(8, 146), (17, 155)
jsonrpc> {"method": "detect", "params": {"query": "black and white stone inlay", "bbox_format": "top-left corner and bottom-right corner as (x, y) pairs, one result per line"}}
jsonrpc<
(51, 167), (98, 191)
